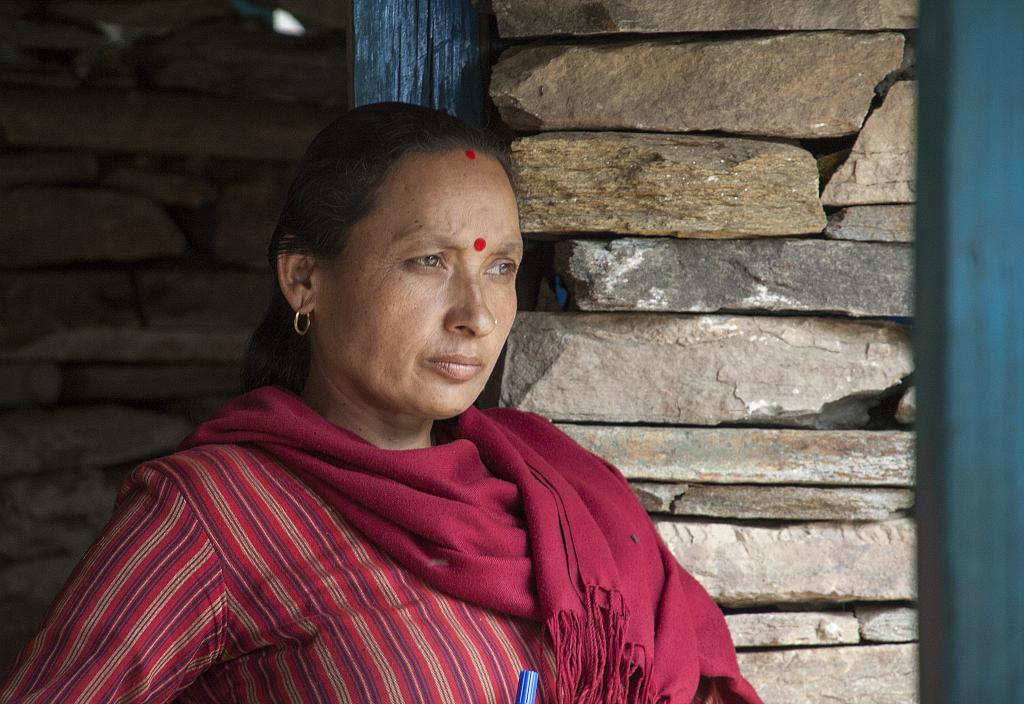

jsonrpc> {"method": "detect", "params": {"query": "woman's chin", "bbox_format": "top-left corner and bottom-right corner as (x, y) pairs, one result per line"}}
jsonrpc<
(418, 383), (482, 419)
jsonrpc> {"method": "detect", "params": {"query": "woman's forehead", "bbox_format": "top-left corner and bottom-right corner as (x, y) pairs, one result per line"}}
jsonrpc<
(377, 152), (519, 227)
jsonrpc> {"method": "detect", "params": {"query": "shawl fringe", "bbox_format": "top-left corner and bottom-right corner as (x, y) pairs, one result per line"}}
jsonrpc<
(548, 584), (654, 704)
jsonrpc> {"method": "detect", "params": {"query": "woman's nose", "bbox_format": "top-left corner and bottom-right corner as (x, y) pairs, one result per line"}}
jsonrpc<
(444, 275), (496, 336)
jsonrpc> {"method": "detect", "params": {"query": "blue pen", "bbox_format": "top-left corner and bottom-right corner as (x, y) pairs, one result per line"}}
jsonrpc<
(515, 669), (539, 704)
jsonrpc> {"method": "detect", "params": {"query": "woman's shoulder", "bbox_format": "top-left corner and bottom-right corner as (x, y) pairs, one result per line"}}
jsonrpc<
(116, 443), (285, 522)
(476, 406), (574, 450)
(475, 407), (628, 481)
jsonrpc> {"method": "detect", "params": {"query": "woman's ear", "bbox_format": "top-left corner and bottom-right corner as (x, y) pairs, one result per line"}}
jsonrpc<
(277, 252), (317, 313)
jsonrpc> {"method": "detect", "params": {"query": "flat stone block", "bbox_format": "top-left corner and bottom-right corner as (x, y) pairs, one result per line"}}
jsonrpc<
(511, 132), (826, 237)
(856, 605), (918, 642)
(0, 364), (60, 408)
(558, 425), (915, 485)
(101, 167), (218, 208)
(825, 205), (914, 242)
(60, 363), (242, 402)
(0, 271), (138, 328)
(48, 0), (234, 27)
(501, 312), (912, 427)
(737, 643), (917, 704)
(0, 188), (185, 266)
(137, 269), (271, 328)
(658, 518), (917, 606)
(492, 33), (904, 138)
(212, 182), (288, 268)
(0, 151), (99, 187)
(0, 327), (249, 363)
(139, 20), (347, 106)
(0, 85), (334, 160)
(557, 237), (912, 316)
(494, 0), (918, 37)
(725, 611), (860, 648)
(633, 482), (914, 521)
(0, 404), (192, 476)
(822, 81), (916, 205)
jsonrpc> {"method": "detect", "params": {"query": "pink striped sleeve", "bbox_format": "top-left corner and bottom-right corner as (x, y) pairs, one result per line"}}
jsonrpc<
(0, 464), (227, 704)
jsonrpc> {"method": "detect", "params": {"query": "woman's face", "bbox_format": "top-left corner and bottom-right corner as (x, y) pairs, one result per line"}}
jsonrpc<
(288, 149), (523, 428)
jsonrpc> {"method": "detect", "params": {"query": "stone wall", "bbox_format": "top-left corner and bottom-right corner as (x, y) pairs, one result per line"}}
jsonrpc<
(0, 0), (343, 674)
(489, 1), (918, 702)
(1, 1), (918, 700)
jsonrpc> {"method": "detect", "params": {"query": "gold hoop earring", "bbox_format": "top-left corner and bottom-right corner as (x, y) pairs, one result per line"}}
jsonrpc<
(293, 310), (312, 336)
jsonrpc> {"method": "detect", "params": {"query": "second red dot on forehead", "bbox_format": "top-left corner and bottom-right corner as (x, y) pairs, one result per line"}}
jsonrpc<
(473, 237), (486, 251)
(465, 149), (476, 159)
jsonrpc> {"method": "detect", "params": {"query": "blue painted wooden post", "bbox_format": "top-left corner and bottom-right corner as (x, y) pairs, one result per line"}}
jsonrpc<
(350, 0), (483, 125)
(916, 0), (1024, 700)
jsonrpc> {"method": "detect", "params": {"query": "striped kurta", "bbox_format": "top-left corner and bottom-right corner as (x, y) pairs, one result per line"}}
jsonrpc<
(0, 444), (558, 703)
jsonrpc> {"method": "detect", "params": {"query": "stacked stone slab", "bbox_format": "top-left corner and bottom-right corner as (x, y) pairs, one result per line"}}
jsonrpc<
(490, 1), (918, 701)
(0, 0), (342, 672)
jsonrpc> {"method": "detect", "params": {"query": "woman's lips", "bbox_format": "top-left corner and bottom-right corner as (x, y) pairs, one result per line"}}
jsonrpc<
(426, 355), (484, 382)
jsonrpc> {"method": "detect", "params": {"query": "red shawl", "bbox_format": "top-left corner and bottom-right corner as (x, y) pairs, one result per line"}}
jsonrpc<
(179, 386), (761, 704)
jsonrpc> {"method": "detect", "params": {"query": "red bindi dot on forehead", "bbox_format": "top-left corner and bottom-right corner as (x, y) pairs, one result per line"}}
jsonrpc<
(465, 149), (476, 159)
(473, 237), (487, 251)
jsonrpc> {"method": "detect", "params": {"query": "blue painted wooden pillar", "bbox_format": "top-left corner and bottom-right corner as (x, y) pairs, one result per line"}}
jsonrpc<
(916, 0), (1024, 700)
(349, 0), (484, 125)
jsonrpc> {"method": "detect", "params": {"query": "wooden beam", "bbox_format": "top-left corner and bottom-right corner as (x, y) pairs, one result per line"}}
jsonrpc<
(350, 0), (483, 124)
(916, 0), (1024, 701)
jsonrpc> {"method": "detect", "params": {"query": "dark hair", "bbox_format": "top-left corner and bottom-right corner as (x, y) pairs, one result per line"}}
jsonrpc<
(241, 101), (517, 395)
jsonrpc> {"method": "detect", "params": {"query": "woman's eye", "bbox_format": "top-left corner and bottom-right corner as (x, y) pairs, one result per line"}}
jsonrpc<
(493, 260), (519, 276)
(415, 254), (442, 268)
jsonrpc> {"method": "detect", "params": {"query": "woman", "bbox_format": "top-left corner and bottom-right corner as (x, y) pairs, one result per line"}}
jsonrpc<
(0, 103), (761, 704)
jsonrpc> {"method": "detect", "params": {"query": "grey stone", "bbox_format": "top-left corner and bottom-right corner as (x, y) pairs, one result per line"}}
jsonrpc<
(0, 271), (138, 328)
(0, 17), (107, 50)
(558, 425), (915, 486)
(494, 0), (918, 37)
(856, 605), (918, 642)
(823, 81), (916, 205)
(737, 644), (917, 704)
(0, 151), (99, 187)
(213, 182), (288, 268)
(725, 611), (860, 648)
(0, 1), (37, 18)
(556, 237), (912, 317)
(0, 85), (335, 160)
(101, 167), (218, 208)
(658, 518), (916, 606)
(501, 312), (912, 427)
(0, 555), (80, 606)
(48, 0), (234, 27)
(137, 269), (272, 329)
(0, 467), (120, 559)
(60, 363), (242, 402)
(633, 482), (914, 521)
(138, 20), (347, 106)
(0, 599), (53, 681)
(896, 387), (915, 424)
(0, 364), (60, 408)
(0, 405), (192, 474)
(0, 188), (185, 266)
(491, 33), (904, 138)
(0, 405), (192, 476)
(511, 132), (825, 237)
(826, 204), (914, 242)
(0, 61), (79, 90)
(0, 327), (249, 363)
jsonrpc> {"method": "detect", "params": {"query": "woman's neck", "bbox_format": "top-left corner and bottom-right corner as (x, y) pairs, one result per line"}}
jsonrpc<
(300, 372), (435, 451)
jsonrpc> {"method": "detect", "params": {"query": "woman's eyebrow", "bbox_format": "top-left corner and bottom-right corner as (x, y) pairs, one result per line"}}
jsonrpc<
(399, 230), (523, 255)
(489, 241), (525, 257)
